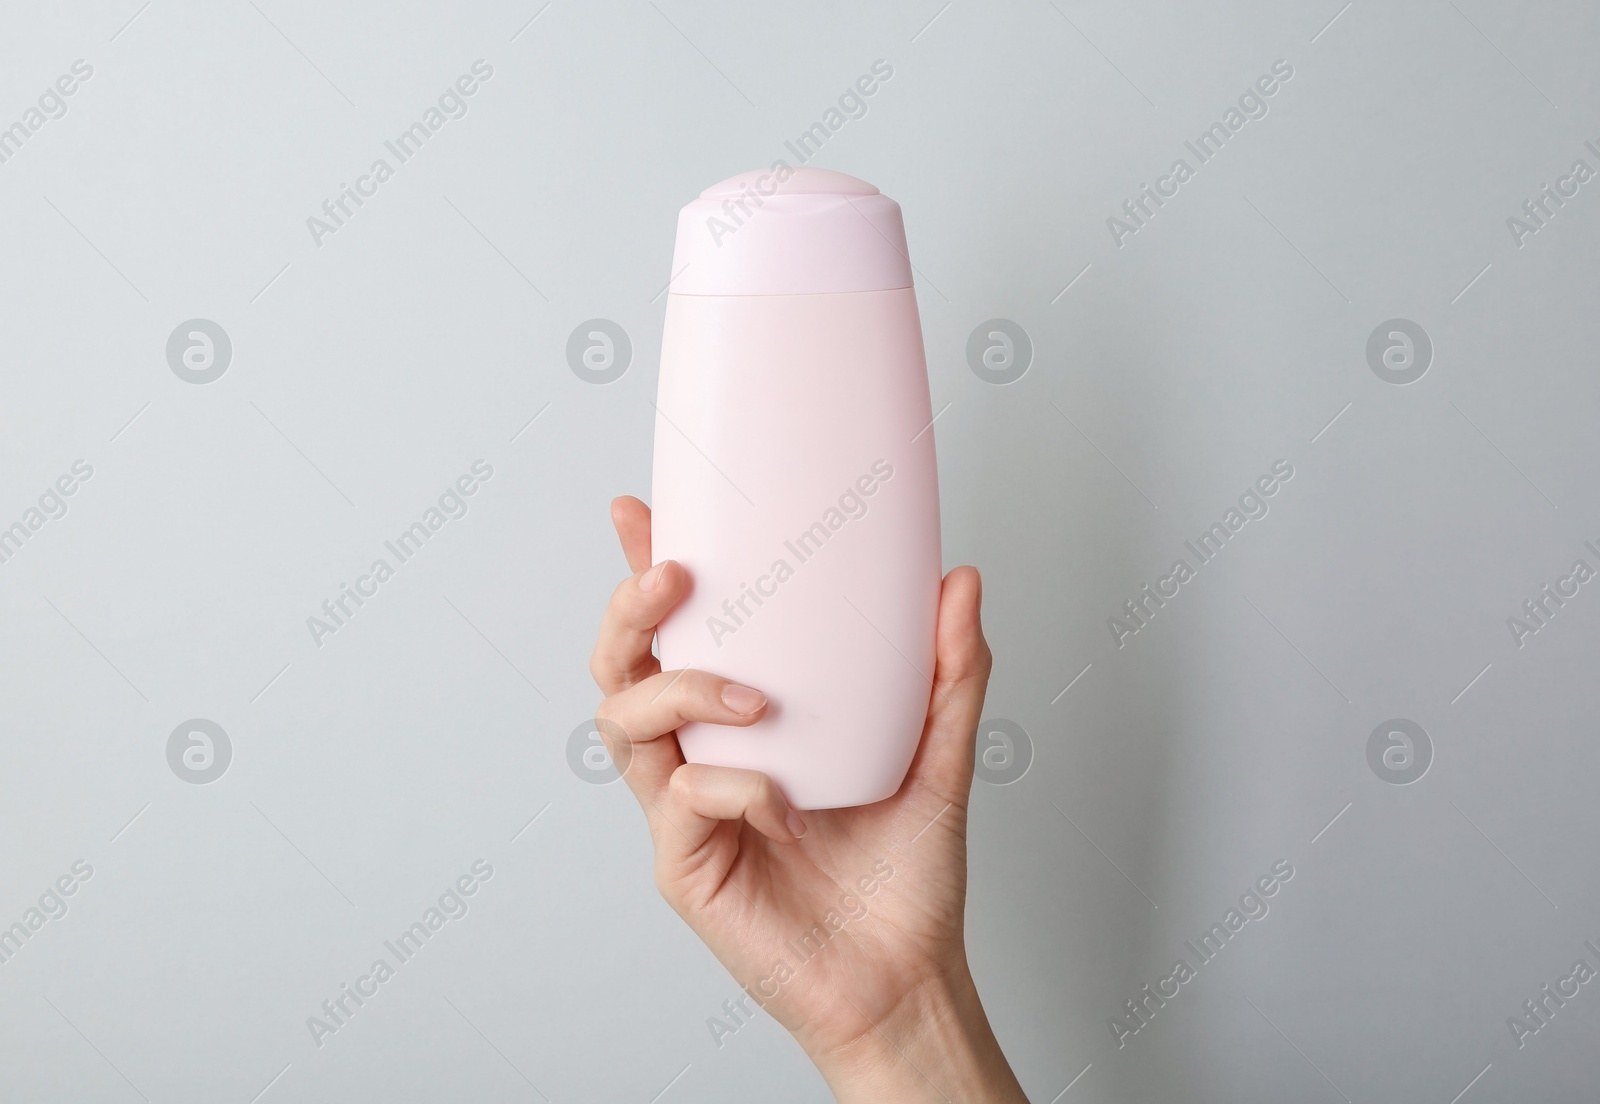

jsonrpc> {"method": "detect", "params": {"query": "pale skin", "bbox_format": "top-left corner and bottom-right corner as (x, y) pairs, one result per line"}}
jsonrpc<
(590, 495), (1029, 1102)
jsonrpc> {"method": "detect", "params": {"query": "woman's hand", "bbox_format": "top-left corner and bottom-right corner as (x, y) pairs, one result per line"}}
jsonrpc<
(590, 495), (1028, 1102)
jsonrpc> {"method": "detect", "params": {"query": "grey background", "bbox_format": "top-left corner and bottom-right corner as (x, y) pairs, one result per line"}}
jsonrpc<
(2, 0), (1598, 1100)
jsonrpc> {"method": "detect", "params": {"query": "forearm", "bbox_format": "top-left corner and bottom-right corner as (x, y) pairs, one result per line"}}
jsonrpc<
(811, 964), (1029, 1103)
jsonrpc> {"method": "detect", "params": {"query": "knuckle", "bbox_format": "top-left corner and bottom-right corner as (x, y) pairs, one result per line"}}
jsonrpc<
(608, 582), (650, 629)
(967, 634), (994, 675)
(666, 763), (696, 800)
(614, 572), (663, 623)
(663, 668), (709, 715)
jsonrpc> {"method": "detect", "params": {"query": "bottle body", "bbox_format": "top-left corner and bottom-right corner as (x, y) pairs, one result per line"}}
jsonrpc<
(651, 287), (941, 809)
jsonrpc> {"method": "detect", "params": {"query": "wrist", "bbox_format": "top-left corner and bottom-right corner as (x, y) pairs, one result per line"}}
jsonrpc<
(807, 960), (1027, 1103)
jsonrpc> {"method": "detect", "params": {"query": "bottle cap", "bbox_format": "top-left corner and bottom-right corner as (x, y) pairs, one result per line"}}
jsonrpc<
(668, 167), (913, 296)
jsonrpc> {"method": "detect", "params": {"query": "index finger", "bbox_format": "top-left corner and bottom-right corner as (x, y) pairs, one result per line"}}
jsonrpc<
(611, 495), (652, 574)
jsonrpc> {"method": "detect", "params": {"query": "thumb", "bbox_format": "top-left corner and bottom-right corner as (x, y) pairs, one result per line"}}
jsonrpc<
(903, 566), (992, 802)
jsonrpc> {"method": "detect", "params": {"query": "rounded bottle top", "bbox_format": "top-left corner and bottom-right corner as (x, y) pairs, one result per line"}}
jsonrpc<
(669, 167), (913, 296)
(698, 167), (879, 199)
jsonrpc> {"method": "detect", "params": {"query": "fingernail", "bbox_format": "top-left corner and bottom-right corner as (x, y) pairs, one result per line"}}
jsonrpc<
(786, 809), (807, 839)
(639, 561), (668, 592)
(721, 683), (766, 714)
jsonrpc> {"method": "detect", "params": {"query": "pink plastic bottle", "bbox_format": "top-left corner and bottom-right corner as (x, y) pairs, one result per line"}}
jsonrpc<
(651, 167), (941, 810)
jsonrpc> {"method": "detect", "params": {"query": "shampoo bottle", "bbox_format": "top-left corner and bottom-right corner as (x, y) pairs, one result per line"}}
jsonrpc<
(650, 167), (941, 810)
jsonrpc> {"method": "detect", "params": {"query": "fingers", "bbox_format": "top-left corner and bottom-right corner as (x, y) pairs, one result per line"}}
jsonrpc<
(611, 495), (653, 574)
(599, 668), (768, 746)
(904, 566), (993, 800)
(598, 495), (791, 857)
(594, 668), (770, 809)
(589, 557), (685, 695)
(658, 764), (806, 871)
